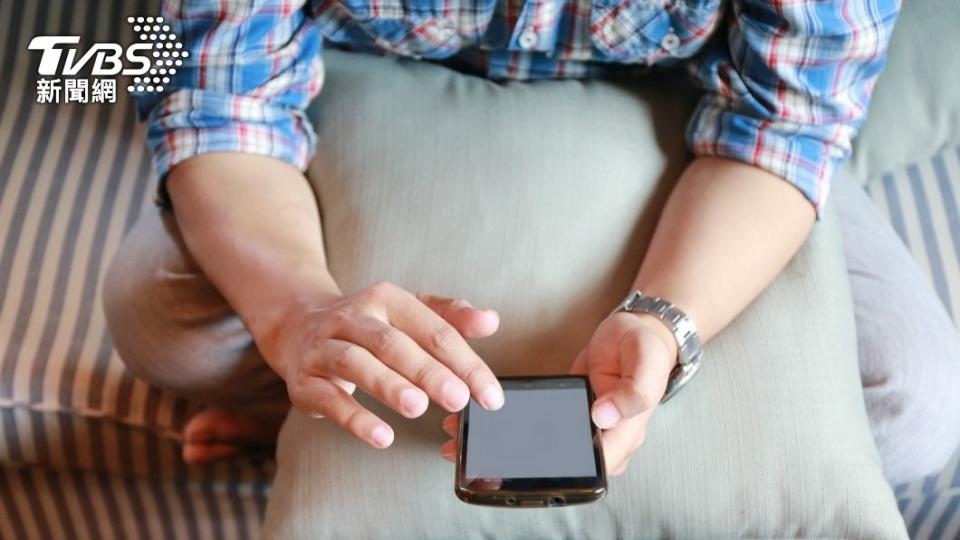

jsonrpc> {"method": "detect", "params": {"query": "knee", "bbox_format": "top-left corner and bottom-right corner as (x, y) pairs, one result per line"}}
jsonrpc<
(102, 210), (281, 411)
(862, 324), (960, 485)
(102, 226), (184, 389)
(101, 210), (227, 395)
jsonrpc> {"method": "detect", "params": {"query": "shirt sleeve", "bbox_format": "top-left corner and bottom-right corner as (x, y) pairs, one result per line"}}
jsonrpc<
(686, 0), (901, 214)
(135, 0), (324, 196)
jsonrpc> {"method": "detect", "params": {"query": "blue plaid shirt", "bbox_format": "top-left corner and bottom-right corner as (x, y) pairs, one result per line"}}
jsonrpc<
(138, 0), (901, 212)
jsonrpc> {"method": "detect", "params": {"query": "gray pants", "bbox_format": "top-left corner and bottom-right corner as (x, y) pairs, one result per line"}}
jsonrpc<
(102, 67), (960, 490)
(832, 174), (960, 485)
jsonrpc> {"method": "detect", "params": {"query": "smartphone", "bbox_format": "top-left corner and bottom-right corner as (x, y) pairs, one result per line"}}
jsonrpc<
(455, 375), (607, 507)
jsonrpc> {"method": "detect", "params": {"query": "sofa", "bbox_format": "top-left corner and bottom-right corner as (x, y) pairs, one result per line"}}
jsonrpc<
(0, 0), (957, 538)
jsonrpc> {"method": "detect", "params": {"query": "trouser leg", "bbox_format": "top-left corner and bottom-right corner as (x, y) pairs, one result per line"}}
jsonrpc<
(833, 174), (960, 485)
(102, 205), (289, 421)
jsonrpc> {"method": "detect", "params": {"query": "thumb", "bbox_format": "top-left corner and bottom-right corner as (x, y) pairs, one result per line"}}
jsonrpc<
(414, 292), (500, 339)
(591, 333), (673, 429)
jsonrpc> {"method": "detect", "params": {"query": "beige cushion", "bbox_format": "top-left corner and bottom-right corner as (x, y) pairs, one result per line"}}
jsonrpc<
(844, 0), (960, 185)
(261, 50), (907, 538)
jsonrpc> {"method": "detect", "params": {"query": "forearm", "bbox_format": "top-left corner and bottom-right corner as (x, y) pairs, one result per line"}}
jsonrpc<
(634, 156), (816, 342)
(165, 152), (340, 370)
(165, 153), (506, 445)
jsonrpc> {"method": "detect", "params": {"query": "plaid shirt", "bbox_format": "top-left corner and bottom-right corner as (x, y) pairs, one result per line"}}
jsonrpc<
(138, 0), (900, 212)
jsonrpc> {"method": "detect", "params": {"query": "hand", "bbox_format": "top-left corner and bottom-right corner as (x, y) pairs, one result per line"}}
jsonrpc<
(260, 281), (505, 450)
(438, 312), (677, 472)
(569, 311), (677, 475)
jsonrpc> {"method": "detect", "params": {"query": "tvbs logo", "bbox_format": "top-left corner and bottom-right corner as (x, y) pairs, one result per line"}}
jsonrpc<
(29, 36), (153, 76)
(28, 16), (186, 104)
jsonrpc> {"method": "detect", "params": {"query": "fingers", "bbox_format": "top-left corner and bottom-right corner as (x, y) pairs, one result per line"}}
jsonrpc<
(600, 414), (647, 476)
(415, 292), (500, 339)
(442, 413), (459, 437)
(608, 455), (632, 476)
(285, 281), (503, 452)
(440, 414), (460, 462)
(288, 375), (395, 449)
(337, 316), (469, 413)
(381, 288), (504, 410)
(591, 332), (672, 429)
(310, 339), (429, 418)
(441, 439), (457, 462)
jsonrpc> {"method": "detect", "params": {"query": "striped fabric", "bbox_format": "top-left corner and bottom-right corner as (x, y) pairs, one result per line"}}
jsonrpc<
(0, 467), (266, 540)
(865, 144), (960, 540)
(0, 0), (270, 537)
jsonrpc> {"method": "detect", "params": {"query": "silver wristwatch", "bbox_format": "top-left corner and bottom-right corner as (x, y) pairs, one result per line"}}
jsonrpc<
(612, 290), (703, 403)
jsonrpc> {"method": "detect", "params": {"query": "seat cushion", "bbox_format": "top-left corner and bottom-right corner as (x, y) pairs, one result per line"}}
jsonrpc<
(0, 465), (269, 540)
(0, 1), (271, 533)
(260, 49), (907, 539)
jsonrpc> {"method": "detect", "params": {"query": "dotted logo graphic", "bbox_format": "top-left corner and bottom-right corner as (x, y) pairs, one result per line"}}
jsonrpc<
(126, 16), (187, 94)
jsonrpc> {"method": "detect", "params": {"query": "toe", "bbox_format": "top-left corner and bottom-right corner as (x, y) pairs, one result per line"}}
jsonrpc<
(184, 407), (282, 445)
(183, 442), (243, 465)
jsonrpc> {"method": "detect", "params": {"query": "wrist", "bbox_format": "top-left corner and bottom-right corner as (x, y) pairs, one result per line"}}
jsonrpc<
(245, 273), (342, 375)
(611, 290), (704, 402)
(628, 312), (680, 361)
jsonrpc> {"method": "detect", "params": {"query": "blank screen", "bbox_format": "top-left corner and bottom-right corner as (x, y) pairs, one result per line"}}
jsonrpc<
(464, 387), (597, 479)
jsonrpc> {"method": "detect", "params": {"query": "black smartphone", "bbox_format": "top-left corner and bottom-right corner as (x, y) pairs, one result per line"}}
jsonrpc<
(455, 375), (607, 507)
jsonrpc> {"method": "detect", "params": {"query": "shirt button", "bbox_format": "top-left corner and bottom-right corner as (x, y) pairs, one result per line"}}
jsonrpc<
(661, 32), (680, 52)
(518, 28), (539, 50)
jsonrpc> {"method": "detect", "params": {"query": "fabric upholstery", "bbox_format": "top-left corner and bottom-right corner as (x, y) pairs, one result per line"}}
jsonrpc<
(260, 49), (907, 539)
(0, 0), (270, 537)
(0, 465), (267, 540)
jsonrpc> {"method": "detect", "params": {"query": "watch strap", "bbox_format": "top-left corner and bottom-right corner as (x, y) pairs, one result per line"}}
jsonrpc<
(613, 290), (703, 403)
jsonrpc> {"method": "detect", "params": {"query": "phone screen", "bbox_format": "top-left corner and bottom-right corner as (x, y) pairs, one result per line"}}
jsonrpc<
(456, 376), (607, 506)
(465, 384), (598, 479)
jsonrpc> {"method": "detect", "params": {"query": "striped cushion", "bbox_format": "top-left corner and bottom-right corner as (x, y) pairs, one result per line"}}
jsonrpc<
(865, 145), (960, 540)
(0, 466), (267, 540)
(0, 0), (270, 536)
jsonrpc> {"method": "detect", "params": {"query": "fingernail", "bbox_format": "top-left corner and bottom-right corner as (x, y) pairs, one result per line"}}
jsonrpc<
(442, 380), (470, 410)
(399, 388), (427, 417)
(482, 309), (500, 328)
(371, 425), (394, 448)
(480, 383), (505, 410)
(593, 400), (621, 429)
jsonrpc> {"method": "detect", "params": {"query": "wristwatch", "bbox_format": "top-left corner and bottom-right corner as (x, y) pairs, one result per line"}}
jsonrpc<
(611, 290), (703, 403)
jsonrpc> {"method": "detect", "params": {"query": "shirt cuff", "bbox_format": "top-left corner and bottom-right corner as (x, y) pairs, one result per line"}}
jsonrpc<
(686, 97), (851, 218)
(145, 88), (317, 204)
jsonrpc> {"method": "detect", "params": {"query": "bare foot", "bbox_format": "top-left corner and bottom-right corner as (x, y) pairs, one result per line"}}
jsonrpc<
(182, 407), (283, 465)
